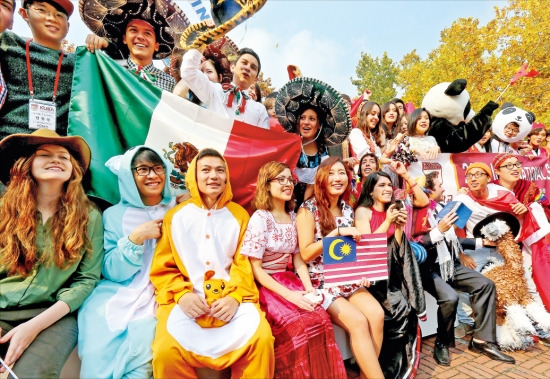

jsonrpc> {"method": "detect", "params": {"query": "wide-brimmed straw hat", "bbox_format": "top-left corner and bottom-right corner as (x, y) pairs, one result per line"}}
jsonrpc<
(79, 0), (190, 60)
(275, 77), (352, 146)
(180, 0), (267, 49)
(0, 129), (91, 184)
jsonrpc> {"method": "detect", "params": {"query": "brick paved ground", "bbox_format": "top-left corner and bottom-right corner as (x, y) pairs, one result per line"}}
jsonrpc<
(418, 334), (550, 378)
(346, 334), (550, 378)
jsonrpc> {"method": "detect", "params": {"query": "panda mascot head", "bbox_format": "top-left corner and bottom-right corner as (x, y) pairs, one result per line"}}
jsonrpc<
(492, 103), (534, 143)
(420, 79), (499, 153)
(421, 79), (474, 126)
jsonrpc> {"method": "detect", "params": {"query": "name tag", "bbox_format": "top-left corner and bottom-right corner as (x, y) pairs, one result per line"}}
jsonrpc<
(29, 99), (56, 131)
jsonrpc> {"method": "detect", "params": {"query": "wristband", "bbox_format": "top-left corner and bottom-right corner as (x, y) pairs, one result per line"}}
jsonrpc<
(408, 181), (418, 194)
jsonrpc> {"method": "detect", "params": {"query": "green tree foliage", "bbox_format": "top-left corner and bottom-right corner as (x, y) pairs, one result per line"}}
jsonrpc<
(396, 0), (549, 123)
(257, 72), (275, 98)
(351, 52), (399, 104)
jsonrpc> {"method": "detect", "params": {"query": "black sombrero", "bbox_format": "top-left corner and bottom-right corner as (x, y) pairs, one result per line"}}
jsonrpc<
(180, 0), (267, 50)
(79, 0), (191, 60)
(473, 212), (521, 239)
(275, 77), (352, 146)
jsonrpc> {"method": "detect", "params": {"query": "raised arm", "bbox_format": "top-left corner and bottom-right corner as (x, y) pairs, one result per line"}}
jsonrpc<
(390, 160), (429, 207)
(427, 101), (499, 153)
(179, 48), (218, 107)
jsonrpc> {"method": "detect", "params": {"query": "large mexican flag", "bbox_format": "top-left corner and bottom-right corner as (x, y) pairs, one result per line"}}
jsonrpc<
(68, 47), (301, 209)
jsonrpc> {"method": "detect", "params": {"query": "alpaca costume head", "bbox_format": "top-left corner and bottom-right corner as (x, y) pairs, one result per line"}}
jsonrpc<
(421, 79), (474, 126)
(196, 270), (228, 328)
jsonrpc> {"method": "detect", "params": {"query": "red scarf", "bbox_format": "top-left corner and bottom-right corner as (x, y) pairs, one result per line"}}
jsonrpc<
(466, 189), (538, 242)
(468, 189), (550, 310)
(531, 239), (550, 310)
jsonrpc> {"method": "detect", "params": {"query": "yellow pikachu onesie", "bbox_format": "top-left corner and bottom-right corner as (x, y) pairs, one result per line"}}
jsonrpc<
(150, 152), (274, 378)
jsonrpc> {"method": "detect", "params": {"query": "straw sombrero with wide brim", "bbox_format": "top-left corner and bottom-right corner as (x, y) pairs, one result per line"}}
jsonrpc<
(0, 129), (91, 185)
(275, 77), (352, 146)
(180, 0), (267, 49)
(473, 212), (521, 240)
(79, 0), (191, 60)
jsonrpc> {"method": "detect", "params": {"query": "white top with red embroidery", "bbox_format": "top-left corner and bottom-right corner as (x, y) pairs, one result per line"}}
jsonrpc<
(241, 210), (298, 274)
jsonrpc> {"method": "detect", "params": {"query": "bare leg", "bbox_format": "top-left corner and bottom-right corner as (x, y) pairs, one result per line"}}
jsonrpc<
(327, 296), (384, 379)
(349, 288), (384, 355)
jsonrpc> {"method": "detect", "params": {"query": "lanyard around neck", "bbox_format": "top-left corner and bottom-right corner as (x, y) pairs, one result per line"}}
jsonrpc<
(25, 39), (64, 101)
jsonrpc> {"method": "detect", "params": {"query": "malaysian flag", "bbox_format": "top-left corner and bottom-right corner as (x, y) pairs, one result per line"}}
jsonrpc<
(322, 233), (388, 287)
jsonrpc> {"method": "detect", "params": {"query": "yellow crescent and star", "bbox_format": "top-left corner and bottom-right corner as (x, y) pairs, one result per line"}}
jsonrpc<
(328, 238), (353, 261)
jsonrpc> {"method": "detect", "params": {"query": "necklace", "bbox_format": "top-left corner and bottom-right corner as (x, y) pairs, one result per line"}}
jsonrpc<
(270, 210), (291, 224)
(301, 128), (322, 149)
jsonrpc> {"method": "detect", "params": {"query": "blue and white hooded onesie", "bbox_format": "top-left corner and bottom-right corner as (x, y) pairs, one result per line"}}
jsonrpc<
(78, 146), (175, 378)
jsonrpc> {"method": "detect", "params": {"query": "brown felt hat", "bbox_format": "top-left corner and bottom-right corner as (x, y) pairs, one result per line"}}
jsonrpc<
(0, 129), (91, 184)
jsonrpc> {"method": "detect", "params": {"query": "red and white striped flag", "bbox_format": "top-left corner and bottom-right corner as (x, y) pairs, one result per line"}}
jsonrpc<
(322, 233), (388, 287)
(68, 49), (302, 209)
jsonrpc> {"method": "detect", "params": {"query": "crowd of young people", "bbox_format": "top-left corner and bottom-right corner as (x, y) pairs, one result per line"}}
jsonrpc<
(1, 0), (550, 378)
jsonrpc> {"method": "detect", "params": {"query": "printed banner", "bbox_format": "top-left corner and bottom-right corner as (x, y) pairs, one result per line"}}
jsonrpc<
(409, 153), (550, 203)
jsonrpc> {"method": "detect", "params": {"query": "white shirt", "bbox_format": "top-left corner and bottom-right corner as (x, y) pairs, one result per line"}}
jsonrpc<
(454, 183), (513, 246)
(180, 49), (269, 129)
(348, 128), (381, 158)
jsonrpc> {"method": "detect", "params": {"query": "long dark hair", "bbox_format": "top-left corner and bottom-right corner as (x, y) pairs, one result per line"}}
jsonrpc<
(407, 107), (431, 137)
(298, 105), (326, 151)
(355, 171), (393, 210)
(313, 157), (351, 236)
(381, 101), (399, 139)
(357, 101), (381, 140)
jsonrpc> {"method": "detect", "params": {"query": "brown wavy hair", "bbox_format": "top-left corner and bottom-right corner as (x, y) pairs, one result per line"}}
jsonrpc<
(0, 153), (93, 277)
(313, 157), (351, 236)
(252, 161), (295, 213)
(357, 101), (382, 141)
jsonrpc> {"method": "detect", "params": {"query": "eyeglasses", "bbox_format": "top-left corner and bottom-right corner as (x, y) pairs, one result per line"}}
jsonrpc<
(269, 176), (297, 186)
(465, 172), (488, 180)
(132, 165), (165, 176)
(27, 6), (67, 21)
(499, 162), (522, 170)
(503, 125), (519, 133)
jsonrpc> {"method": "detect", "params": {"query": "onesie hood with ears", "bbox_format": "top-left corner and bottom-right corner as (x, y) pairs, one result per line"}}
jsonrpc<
(185, 151), (233, 209)
(105, 145), (173, 208)
(492, 103), (535, 143)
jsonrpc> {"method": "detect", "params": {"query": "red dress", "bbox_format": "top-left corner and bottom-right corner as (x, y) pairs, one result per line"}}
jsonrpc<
(369, 207), (395, 237)
(241, 210), (346, 379)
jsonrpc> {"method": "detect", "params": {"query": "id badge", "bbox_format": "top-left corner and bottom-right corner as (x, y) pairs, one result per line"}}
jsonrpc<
(29, 99), (56, 130)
